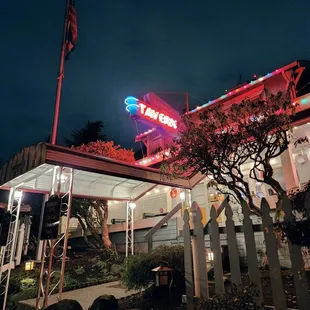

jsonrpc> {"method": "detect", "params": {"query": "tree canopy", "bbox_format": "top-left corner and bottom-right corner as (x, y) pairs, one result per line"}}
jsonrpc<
(65, 120), (106, 147)
(163, 93), (295, 211)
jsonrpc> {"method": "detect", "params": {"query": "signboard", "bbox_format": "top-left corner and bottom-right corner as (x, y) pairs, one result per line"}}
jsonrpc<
(125, 96), (178, 131)
(0, 212), (11, 246)
(40, 195), (62, 240)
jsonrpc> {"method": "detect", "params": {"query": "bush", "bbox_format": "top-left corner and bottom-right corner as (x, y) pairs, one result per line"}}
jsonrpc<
(197, 283), (262, 310)
(121, 245), (184, 291)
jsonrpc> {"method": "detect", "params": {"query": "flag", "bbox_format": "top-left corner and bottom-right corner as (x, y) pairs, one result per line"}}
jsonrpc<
(65, 0), (77, 60)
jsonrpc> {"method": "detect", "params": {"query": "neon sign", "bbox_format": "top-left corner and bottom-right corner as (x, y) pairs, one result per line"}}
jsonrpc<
(124, 96), (178, 129)
(139, 103), (177, 129)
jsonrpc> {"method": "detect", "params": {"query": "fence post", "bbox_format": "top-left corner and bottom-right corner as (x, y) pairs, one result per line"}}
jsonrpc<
(282, 194), (310, 309)
(192, 202), (209, 299)
(241, 200), (263, 305)
(183, 209), (194, 309)
(210, 205), (225, 294)
(261, 198), (287, 309)
(225, 202), (241, 285)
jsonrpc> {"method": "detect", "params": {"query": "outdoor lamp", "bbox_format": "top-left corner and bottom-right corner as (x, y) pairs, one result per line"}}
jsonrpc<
(208, 252), (214, 261)
(129, 202), (136, 210)
(152, 266), (173, 287)
(25, 260), (35, 271)
(179, 191), (186, 201)
(14, 190), (22, 200)
(57, 173), (67, 184)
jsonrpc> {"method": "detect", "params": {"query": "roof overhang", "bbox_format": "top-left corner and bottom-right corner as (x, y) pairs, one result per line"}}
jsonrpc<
(0, 143), (202, 201)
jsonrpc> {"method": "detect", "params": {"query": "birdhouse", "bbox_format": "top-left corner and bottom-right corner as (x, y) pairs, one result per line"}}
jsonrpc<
(152, 266), (172, 287)
(25, 260), (35, 271)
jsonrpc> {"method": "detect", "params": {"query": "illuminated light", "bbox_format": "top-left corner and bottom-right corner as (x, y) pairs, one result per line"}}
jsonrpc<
(139, 161), (143, 165)
(138, 102), (178, 129)
(14, 190), (22, 200)
(229, 92), (232, 95)
(147, 158), (151, 162)
(146, 191), (150, 195)
(301, 98), (308, 104)
(294, 126), (298, 129)
(129, 202), (136, 210)
(180, 191), (186, 201)
(164, 187), (169, 191)
(208, 252), (214, 261)
(124, 96), (139, 116)
(57, 173), (67, 184)
(155, 188), (160, 193)
(152, 157), (155, 160)
(135, 162), (138, 165)
(164, 151), (170, 156)
(188, 65), (284, 114)
(307, 123), (310, 125)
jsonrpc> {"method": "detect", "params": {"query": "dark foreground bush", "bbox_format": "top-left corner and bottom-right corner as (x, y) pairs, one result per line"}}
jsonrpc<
(197, 283), (262, 309)
(89, 295), (118, 310)
(45, 299), (83, 310)
(121, 245), (184, 291)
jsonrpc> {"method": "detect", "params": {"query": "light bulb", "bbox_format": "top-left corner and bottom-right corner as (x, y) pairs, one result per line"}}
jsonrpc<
(129, 202), (136, 210)
(14, 190), (22, 200)
(180, 191), (186, 201)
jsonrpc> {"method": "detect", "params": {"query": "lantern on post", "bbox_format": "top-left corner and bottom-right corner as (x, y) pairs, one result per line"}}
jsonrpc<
(152, 266), (173, 287)
(25, 259), (35, 271)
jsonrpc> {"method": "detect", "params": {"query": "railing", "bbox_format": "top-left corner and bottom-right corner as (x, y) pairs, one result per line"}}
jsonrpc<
(144, 202), (182, 251)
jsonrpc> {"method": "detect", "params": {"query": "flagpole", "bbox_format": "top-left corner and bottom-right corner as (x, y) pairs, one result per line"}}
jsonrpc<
(51, 0), (71, 145)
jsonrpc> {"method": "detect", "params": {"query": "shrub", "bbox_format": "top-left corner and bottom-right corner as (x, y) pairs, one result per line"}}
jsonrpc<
(121, 245), (184, 291)
(197, 283), (262, 310)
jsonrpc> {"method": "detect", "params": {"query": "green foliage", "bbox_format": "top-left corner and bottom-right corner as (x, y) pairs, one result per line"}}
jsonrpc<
(20, 278), (35, 289)
(121, 245), (184, 291)
(197, 283), (262, 309)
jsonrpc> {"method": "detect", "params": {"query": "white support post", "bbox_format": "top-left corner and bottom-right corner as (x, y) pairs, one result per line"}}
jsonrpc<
(2, 188), (23, 310)
(126, 202), (135, 257)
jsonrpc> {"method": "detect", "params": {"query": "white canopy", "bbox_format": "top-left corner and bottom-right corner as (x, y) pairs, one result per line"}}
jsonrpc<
(0, 143), (202, 201)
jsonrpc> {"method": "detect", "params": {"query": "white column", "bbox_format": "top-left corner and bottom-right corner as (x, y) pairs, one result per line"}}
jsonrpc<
(280, 146), (299, 190)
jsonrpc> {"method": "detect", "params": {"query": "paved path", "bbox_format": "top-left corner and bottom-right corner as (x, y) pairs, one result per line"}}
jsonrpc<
(21, 281), (138, 310)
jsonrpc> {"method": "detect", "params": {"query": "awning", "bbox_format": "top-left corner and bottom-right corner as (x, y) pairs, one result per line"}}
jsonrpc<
(0, 143), (202, 201)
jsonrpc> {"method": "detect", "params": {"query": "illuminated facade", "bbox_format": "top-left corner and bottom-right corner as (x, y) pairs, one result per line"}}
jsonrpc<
(103, 60), (310, 265)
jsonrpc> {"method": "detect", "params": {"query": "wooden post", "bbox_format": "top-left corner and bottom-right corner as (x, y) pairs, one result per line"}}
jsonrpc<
(282, 195), (310, 309)
(225, 202), (241, 285)
(183, 209), (194, 310)
(147, 236), (153, 252)
(261, 198), (287, 309)
(193, 202), (209, 299)
(210, 205), (225, 294)
(241, 200), (263, 304)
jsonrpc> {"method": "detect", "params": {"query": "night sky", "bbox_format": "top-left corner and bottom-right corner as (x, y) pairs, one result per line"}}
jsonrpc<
(1, 0), (310, 163)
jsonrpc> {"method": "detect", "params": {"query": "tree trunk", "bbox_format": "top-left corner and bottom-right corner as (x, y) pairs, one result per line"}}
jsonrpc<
(75, 214), (95, 249)
(102, 200), (112, 248)
(92, 200), (112, 248)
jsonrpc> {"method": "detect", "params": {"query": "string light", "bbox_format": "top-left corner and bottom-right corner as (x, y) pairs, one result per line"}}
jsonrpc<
(135, 128), (156, 140)
(188, 67), (285, 114)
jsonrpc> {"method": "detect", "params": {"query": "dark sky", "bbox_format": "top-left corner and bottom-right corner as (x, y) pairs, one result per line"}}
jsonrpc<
(1, 0), (310, 163)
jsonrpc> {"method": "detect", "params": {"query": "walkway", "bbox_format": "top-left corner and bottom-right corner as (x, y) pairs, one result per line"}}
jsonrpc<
(20, 281), (138, 310)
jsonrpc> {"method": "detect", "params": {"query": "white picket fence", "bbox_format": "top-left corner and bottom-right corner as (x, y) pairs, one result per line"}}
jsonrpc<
(183, 197), (310, 309)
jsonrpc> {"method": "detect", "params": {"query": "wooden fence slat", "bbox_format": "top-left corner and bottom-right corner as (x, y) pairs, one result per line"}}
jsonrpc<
(183, 209), (194, 310)
(241, 200), (263, 304)
(282, 195), (310, 310)
(261, 198), (287, 310)
(225, 202), (241, 285)
(192, 202), (209, 299)
(210, 205), (225, 294)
